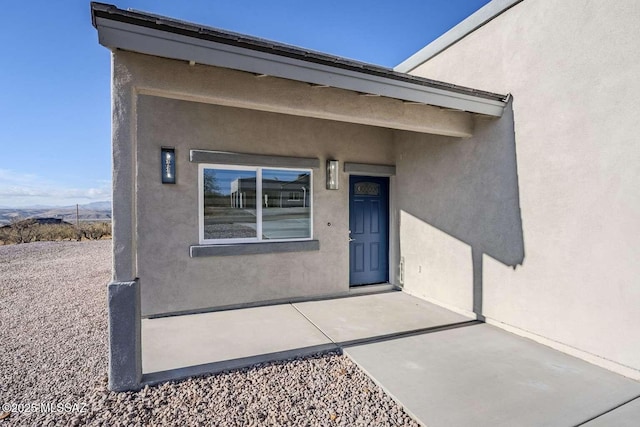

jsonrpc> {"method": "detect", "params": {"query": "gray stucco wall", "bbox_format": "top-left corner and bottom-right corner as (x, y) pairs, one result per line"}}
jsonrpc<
(134, 95), (394, 316)
(395, 103), (522, 320)
(110, 51), (483, 319)
(400, 0), (640, 377)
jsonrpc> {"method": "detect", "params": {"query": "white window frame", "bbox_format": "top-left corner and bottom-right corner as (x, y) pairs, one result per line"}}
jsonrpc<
(198, 163), (313, 245)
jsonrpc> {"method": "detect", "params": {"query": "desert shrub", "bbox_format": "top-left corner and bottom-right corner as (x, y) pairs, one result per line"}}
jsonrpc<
(0, 220), (111, 244)
(9, 218), (41, 244)
(39, 224), (78, 241)
(79, 222), (112, 240)
(0, 226), (18, 244)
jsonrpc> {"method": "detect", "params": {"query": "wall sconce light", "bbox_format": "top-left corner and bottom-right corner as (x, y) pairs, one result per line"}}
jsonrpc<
(326, 160), (339, 190)
(161, 147), (176, 184)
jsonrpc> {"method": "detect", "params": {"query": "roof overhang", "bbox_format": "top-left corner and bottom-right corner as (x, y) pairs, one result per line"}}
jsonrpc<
(91, 2), (507, 117)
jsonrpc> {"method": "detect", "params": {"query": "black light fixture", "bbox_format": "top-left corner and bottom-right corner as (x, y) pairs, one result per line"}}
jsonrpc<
(161, 147), (176, 184)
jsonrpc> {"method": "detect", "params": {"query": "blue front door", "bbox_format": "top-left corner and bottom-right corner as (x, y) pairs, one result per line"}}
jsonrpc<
(349, 176), (389, 285)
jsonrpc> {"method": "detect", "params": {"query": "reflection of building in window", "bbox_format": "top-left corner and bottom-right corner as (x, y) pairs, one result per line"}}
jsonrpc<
(230, 174), (309, 208)
(202, 166), (312, 243)
(230, 177), (256, 208)
(278, 173), (309, 208)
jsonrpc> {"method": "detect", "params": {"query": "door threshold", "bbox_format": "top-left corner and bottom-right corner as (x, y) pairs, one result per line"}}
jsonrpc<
(348, 283), (399, 295)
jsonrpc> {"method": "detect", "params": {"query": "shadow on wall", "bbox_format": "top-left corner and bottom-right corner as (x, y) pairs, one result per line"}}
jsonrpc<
(395, 99), (524, 319)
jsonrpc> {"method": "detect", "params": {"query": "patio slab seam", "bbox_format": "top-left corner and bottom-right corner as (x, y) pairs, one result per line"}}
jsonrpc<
(290, 302), (338, 345)
(337, 320), (482, 348)
(576, 395), (640, 426)
(292, 299), (480, 348)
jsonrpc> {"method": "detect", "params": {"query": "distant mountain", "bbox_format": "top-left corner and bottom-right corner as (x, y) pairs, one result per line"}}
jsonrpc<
(0, 201), (112, 225)
(76, 201), (112, 210)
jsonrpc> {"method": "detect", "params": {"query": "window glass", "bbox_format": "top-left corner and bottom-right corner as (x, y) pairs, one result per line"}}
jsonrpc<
(261, 169), (311, 240)
(203, 168), (257, 240)
(354, 182), (380, 196)
(200, 165), (312, 243)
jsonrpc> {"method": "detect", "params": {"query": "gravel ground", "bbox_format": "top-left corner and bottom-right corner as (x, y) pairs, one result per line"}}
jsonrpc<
(0, 241), (419, 426)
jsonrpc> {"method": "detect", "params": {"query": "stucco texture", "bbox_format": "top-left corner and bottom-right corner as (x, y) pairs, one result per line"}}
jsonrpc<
(132, 85), (394, 316)
(394, 102), (522, 317)
(405, 0), (640, 375)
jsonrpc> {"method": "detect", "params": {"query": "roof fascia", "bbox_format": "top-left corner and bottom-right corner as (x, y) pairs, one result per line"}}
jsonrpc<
(93, 16), (506, 117)
(395, 0), (524, 73)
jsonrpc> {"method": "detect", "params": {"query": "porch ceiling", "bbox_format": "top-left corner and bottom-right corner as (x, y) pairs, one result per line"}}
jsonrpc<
(134, 61), (476, 138)
(92, 2), (508, 137)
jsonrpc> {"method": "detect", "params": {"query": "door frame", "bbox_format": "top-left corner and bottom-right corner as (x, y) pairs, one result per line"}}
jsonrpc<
(348, 174), (391, 286)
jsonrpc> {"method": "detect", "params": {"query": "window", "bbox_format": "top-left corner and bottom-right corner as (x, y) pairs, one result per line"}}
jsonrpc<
(288, 191), (301, 201)
(199, 164), (312, 244)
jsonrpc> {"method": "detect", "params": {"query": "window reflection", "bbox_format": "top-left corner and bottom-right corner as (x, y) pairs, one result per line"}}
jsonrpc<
(201, 167), (312, 242)
(203, 168), (257, 240)
(262, 169), (311, 240)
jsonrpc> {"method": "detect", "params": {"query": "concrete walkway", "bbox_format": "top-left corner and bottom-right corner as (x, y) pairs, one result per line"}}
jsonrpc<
(142, 291), (640, 425)
(345, 324), (640, 427)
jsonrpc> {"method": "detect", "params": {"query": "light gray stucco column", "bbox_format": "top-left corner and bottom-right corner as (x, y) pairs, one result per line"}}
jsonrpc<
(108, 280), (142, 391)
(108, 55), (142, 391)
(111, 54), (137, 282)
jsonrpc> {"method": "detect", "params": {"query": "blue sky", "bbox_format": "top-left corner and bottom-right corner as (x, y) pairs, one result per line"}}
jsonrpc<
(0, 0), (489, 208)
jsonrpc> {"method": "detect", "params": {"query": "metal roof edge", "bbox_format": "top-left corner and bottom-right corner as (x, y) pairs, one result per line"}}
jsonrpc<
(395, 0), (525, 73)
(91, 2), (508, 116)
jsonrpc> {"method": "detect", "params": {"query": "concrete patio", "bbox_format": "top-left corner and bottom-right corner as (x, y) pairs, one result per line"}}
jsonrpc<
(141, 291), (472, 379)
(142, 291), (640, 426)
